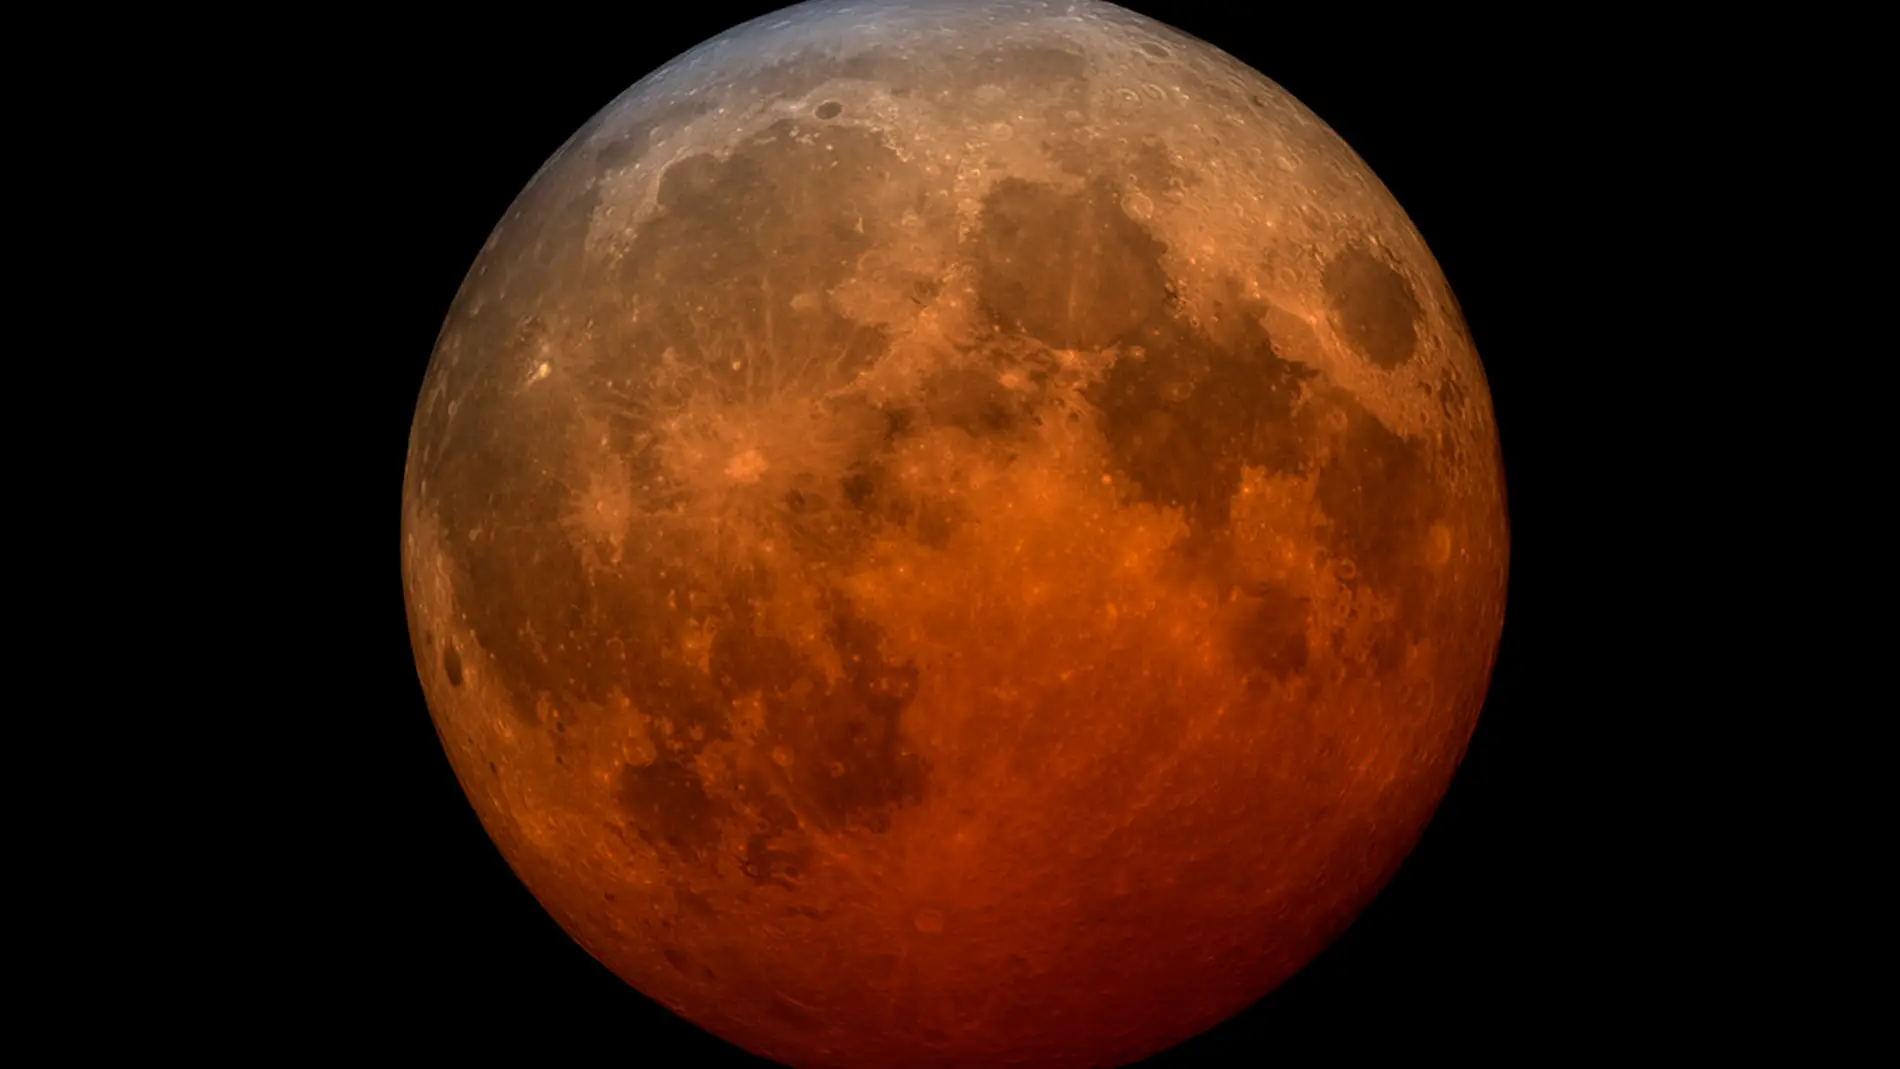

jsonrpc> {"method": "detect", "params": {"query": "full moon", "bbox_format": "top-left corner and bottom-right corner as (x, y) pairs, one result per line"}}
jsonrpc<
(400, 2), (1507, 1065)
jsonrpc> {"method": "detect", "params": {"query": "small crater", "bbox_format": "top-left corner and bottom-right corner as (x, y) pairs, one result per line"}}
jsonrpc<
(742, 831), (808, 887)
(442, 642), (463, 687)
(815, 100), (843, 120)
(725, 448), (768, 483)
(1141, 42), (1171, 58)
(1438, 374), (1468, 418)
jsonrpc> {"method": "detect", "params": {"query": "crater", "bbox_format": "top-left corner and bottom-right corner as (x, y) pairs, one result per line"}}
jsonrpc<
(1437, 373), (1468, 419)
(1323, 245), (1423, 370)
(814, 100), (843, 120)
(442, 641), (463, 687)
(742, 829), (809, 888)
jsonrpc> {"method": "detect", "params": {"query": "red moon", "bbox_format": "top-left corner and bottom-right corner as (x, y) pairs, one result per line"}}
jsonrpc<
(401, 2), (1507, 1066)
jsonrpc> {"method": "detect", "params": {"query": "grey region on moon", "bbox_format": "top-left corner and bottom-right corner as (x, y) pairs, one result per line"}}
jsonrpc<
(400, 0), (1506, 1062)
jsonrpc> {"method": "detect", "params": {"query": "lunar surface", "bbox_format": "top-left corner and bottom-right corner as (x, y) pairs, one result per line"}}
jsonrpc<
(400, 2), (1508, 1065)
